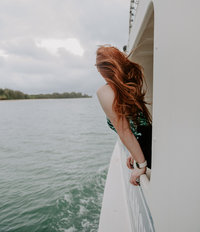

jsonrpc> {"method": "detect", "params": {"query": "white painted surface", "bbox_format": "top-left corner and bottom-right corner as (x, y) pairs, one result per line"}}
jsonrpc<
(98, 139), (132, 232)
(127, 0), (200, 231)
(98, 138), (155, 232)
(99, 1), (200, 231)
(118, 139), (155, 232)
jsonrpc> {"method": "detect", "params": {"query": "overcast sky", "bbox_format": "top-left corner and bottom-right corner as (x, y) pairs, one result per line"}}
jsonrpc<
(0, 0), (130, 95)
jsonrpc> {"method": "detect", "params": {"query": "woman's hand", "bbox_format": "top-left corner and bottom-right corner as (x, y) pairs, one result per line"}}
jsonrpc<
(129, 167), (146, 186)
(126, 156), (134, 169)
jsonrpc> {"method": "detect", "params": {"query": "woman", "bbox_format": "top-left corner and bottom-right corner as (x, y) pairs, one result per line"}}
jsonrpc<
(95, 45), (152, 186)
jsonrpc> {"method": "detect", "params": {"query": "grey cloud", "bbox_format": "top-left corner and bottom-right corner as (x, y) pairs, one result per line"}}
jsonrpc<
(0, 0), (130, 94)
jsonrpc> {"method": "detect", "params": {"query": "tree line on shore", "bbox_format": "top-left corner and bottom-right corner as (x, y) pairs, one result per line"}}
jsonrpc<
(0, 88), (92, 100)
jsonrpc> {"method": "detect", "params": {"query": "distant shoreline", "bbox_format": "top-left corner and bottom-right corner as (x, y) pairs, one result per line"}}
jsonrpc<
(0, 88), (92, 100)
(0, 97), (93, 101)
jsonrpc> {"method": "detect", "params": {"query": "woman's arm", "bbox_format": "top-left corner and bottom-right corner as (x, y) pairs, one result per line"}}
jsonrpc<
(96, 85), (147, 186)
(96, 85), (146, 164)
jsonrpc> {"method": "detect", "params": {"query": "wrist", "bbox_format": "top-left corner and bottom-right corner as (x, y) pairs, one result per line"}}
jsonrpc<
(137, 166), (147, 174)
(135, 160), (147, 169)
(141, 166), (147, 172)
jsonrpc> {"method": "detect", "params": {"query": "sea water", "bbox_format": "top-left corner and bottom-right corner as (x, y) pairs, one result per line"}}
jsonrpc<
(0, 97), (117, 232)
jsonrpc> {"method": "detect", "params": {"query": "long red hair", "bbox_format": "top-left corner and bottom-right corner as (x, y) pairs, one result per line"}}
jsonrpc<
(96, 45), (152, 125)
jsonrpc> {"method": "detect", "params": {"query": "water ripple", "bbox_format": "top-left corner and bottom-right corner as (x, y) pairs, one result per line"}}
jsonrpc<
(0, 98), (116, 232)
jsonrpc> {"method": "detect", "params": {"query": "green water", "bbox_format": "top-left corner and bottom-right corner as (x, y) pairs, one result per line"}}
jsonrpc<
(0, 97), (117, 232)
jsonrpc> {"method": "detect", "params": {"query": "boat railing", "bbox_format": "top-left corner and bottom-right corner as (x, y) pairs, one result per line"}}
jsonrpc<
(129, 0), (140, 34)
(118, 138), (155, 232)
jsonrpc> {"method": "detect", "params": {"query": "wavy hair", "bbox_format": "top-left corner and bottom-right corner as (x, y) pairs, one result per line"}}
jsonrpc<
(95, 45), (152, 126)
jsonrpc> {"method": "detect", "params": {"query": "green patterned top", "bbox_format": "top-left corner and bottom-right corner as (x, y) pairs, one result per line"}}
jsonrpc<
(106, 111), (151, 139)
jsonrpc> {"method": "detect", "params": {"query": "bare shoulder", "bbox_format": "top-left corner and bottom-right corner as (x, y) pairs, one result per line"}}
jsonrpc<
(96, 84), (115, 117)
(96, 84), (114, 100)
